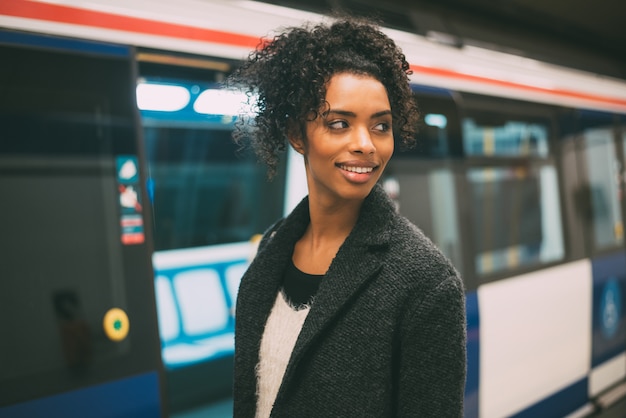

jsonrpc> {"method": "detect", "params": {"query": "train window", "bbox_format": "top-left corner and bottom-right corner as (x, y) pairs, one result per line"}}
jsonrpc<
(582, 128), (624, 250)
(420, 113), (449, 155)
(395, 89), (463, 158)
(468, 165), (564, 276)
(383, 164), (464, 275)
(463, 117), (549, 157)
(460, 100), (565, 279)
(139, 81), (286, 251)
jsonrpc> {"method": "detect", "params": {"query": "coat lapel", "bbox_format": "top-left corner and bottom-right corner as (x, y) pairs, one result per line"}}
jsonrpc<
(233, 196), (311, 412)
(280, 184), (396, 386)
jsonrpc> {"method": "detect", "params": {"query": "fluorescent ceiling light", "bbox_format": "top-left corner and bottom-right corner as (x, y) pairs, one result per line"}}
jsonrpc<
(136, 83), (190, 112)
(425, 113), (447, 129)
(193, 89), (250, 116)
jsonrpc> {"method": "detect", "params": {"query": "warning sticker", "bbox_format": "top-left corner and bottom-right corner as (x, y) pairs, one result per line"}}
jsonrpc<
(116, 156), (145, 245)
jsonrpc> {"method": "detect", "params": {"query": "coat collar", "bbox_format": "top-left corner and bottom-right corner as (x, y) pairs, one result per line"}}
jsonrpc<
(243, 183), (396, 296)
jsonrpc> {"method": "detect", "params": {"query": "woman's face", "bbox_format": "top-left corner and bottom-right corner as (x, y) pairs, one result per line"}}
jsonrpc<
(292, 72), (394, 206)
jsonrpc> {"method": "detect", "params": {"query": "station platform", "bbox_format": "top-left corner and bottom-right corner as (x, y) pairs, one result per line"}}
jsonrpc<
(172, 398), (232, 418)
(171, 396), (626, 418)
(590, 395), (626, 418)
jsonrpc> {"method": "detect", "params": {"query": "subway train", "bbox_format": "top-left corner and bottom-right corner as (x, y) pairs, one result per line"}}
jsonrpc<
(1, 1), (626, 417)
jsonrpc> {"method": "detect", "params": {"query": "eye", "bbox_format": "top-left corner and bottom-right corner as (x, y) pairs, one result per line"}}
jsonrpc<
(373, 122), (391, 132)
(328, 120), (348, 130)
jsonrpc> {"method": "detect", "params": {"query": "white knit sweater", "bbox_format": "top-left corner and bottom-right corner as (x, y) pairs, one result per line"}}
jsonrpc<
(255, 292), (310, 418)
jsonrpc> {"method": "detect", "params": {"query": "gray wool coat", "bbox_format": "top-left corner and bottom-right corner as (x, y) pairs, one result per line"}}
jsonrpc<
(233, 184), (467, 417)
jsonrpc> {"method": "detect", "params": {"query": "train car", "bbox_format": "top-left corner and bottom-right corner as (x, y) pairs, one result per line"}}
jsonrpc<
(2, 1), (626, 417)
(0, 20), (165, 418)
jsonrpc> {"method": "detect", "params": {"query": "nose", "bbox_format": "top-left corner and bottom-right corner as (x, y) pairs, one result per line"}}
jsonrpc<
(350, 126), (376, 154)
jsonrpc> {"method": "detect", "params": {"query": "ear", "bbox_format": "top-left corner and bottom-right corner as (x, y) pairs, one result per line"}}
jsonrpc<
(289, 136), (305, 155)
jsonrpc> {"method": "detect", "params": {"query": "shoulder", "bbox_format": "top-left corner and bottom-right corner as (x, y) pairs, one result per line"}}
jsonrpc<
(385, 212), (462, 293)
(391, 213), (456, 269)
(356, 184), (460, 287)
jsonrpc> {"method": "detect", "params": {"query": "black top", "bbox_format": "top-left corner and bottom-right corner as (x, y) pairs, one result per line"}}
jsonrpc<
(282, 258), (323, 309)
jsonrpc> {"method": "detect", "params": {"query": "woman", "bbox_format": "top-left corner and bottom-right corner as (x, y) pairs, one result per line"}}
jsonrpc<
(228, 17), (466, 417)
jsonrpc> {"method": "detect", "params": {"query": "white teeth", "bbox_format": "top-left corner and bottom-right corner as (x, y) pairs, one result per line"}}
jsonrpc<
(340, 165), (373, 173)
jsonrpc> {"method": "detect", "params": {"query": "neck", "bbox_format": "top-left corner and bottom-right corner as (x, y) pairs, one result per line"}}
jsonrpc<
(307, 195), (362, 244)
(292, 190), (364, 275)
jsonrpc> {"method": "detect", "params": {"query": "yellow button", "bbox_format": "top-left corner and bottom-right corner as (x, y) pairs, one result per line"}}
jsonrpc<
(103, 308), (130, 342)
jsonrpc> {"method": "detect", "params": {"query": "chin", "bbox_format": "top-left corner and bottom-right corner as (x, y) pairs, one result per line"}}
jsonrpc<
(338, 183), (377, 202)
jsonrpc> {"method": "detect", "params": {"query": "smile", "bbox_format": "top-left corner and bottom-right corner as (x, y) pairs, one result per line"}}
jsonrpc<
(338, 165), (375, 174)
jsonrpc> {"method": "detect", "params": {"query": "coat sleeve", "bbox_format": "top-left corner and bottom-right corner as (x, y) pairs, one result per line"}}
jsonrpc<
(397, 275), (467, 417)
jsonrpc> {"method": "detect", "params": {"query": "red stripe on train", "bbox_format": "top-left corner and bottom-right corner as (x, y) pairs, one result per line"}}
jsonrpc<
(2, 0), (625, 109)
(0, 0), (260, 48)
(411, 65), (626, 108)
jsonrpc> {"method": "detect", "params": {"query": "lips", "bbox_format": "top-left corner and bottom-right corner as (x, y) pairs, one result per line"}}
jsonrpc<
(336, 161), (380, 184)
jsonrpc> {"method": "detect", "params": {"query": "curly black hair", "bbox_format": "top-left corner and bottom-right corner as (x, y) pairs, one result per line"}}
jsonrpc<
(227, 17), (420, 178)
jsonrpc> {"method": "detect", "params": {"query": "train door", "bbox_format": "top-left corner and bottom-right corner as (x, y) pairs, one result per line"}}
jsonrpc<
(0, 31), (165, 417)
(134, 50), (288, 414)
(459, 94), (593, 418)
(561, 109), (626, 406)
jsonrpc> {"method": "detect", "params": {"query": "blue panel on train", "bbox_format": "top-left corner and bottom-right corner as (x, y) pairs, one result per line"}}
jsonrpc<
(510, 379), (588, 418)
(591, 251), (626, 367)
(412, 84), (454, 98)
(463, 291), (479, 418)
(0, 29), (129, 57)
(0, 372), (162, 418)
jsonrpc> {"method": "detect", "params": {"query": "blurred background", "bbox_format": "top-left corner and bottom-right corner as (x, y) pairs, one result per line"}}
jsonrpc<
(1, 1), (626, 417)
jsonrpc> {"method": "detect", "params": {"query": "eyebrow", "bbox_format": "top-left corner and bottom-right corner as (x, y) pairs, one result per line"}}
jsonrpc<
(325, 109), (392, 119)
